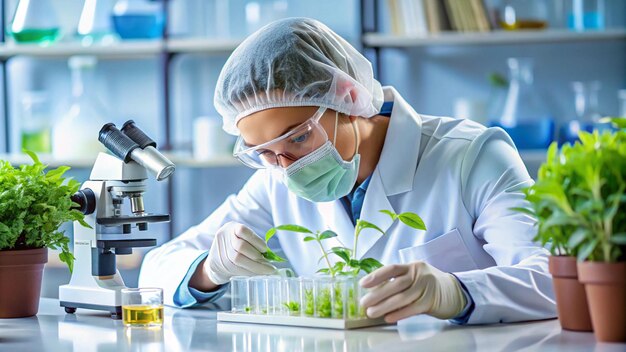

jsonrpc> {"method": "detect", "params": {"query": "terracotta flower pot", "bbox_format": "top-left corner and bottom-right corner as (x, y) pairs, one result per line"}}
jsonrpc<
(548, 256), (593, 331)
(578, 261), (626, 343)
(0, 248), (48, 318)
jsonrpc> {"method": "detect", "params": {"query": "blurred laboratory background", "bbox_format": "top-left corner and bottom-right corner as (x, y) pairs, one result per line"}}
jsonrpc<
(0, 0), (624, 298)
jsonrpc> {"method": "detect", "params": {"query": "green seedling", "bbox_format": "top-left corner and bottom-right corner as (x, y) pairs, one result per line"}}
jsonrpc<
(263, 210), (426, 277)
(283, 301), (300, 314)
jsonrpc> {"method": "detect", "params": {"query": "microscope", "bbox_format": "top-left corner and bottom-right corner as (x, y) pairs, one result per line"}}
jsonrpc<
(59, 121), (175, 319)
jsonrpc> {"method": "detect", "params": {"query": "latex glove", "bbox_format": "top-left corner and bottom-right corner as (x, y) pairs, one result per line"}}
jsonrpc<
(205, 221), (277, 285)
(359, 262), (467, 322)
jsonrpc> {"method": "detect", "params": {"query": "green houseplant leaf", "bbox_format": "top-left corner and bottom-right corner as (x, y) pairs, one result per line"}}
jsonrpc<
(515, 129), (626, 262)
(0, 151), (89, 273)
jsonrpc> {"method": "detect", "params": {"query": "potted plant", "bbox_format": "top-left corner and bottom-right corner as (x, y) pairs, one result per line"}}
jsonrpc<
(262, 210), (426, 319)
(513, 142), (593, 332)
(0, 152), (88, 318)
(516, 119), (626, 342)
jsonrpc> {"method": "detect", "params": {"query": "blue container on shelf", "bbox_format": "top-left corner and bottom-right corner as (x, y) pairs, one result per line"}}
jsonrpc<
(489, 58), (555, 150)
(491, 118), (555, 150)
(112, 0), (164, 39)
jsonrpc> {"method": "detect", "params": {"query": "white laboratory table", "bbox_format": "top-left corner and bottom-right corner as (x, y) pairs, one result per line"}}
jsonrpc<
(0, 298), (624, 352)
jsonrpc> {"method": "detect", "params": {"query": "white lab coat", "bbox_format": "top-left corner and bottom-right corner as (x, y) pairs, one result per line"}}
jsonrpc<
(139, 87), (556, 324)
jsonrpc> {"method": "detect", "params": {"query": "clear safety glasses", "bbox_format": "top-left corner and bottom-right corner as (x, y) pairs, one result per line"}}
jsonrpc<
(233, 107), (329, 169)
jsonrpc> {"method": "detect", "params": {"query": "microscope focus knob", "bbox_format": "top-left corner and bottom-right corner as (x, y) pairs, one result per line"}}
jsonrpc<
(71, 189), (96, 215)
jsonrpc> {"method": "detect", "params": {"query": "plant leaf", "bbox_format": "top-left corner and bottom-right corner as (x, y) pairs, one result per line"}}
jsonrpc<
(23, 150), (41, 164)
(318, 230), (338, 240)
(379, 210), (397, 221)
(330, 247), (351, 263)
(275, 224), (313, 234)
(355, 219), (384, 236)
(611, 233), (626, 245)
(398, 212), (427, 230)
(303, 236), (316, 242)
(265, 227), (277, 243)
(567, 228), (588, 249)
(316, 268), (331, 274)
(262, 247), (286, 262)
(577, 239), (598, 262)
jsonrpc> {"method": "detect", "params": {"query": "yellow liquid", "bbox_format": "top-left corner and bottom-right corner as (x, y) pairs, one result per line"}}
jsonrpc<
(122, 305), (164, 327)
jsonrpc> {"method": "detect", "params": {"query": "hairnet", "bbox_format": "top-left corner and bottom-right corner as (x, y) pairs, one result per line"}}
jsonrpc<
(214, 17), (384, 135)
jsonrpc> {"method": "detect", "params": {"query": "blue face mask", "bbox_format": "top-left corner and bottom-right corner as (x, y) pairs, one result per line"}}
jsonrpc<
(284, 113), (360, 202)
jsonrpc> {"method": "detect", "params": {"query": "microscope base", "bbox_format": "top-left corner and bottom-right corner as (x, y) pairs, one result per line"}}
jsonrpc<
(60, 301), (122, 319)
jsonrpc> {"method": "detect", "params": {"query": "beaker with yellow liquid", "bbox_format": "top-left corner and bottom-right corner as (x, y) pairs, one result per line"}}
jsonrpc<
(121, 288), (164, 327)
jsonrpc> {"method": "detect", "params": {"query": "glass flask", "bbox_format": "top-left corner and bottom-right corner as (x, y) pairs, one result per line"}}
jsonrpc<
(20, 91), (52, 154)
(112, 0), (164, 40)
(559, 81), (608, 145)
(77, 0), (117, 43)
(567, 0), (605, 31)
(8, 0), (60, 43)
(489, 58), (555, 150)
(498, 0), (549, 30)
(52, 56), (108, 159)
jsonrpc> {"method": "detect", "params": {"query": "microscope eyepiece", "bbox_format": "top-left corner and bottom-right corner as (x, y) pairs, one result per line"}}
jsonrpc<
(98, 121), (176, 181)
(98, 123), (140, 163)
(121, 120), (157, 149)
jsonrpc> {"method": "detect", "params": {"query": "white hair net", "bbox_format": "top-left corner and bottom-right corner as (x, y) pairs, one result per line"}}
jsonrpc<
(214, 17), (384, 135)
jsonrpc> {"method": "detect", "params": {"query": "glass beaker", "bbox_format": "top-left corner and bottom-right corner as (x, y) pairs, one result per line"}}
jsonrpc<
(567, 0), (605, 31)
(121, 287), (164, 327)
(77, 0), (117, 43)
(52, 56), (108, 159)
(498, 0), (549, 30)
(20, 91), (52, 154)
(112, 0), (165, 40)
(559, 81), (606, 145)
(9, 0), (60, 43)
(489, 58), (555, 150)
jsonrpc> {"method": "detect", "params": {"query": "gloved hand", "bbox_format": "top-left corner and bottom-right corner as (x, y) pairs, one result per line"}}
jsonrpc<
(359, 262), (467, 322)
(205, 221), (277, 285)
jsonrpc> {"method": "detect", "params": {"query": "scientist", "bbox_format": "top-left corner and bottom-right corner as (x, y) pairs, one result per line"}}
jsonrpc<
(139, 18), (556, 324)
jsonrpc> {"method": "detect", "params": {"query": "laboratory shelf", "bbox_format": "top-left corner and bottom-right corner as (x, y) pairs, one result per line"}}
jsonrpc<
(362, 29), (626, 48)
(166, 38), (242, 55)
(0, 40), (164, 60)
(0, 38), (244, 60)
(0, 152), (243, 169)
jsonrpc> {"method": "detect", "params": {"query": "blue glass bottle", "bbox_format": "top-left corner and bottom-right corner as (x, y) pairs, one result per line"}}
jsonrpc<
(489, 58), (555, 150)
(112, 0), (164, 40)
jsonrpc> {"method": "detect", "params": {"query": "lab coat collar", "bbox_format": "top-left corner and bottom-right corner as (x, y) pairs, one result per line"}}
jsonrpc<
(377, 87), (422, 196)
(353, 87), (422, 259)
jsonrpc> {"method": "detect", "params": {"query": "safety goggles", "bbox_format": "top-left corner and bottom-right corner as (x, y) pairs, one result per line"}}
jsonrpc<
(233, 107), (329, 169)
